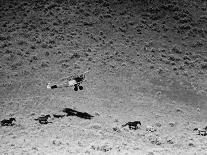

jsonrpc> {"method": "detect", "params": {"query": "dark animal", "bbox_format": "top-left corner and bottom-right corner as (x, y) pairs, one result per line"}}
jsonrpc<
(74, 84), (84, 91)
(73, 74), (85, 91)
(74, 74), (85, 83)
(62, 108), (94, 119)
(78, 85), (83, 90)
(1, 118), (16, 126)
(194, 128), (207, 136)
(51, 85), (58, 89)
(122, 121), (141, 130)
(74, 84), (79, 91)
(34, 115), (51, 124)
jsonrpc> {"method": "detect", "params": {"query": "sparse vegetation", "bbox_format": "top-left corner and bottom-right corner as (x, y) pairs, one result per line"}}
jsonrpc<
(0, 0), (207, 154)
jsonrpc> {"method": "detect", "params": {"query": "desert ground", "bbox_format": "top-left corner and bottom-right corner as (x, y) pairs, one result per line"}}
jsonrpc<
(0, 0), (207, 154)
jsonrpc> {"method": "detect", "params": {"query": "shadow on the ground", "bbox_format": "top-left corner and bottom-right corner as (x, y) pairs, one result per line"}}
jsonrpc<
(62, 108), (94, 119)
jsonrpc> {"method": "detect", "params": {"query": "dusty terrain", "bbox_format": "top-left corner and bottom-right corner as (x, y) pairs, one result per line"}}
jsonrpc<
(0, 0), (207, 154)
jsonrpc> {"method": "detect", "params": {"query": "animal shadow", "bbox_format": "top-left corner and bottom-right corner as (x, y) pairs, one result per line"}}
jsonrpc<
(62, 108), (94, 119)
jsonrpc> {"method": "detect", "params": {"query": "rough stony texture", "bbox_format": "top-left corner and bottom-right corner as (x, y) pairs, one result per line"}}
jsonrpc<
(0, 0), (207, 154)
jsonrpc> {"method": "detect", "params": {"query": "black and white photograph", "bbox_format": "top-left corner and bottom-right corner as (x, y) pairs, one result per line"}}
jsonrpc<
(0, 0), (207, 154)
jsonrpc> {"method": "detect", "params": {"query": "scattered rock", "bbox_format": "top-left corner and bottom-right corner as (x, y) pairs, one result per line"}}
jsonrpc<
(175, 108), (184, 113)
(148, 135), (162, 145)
(94, 112), (100, 116)
(146, 126), (156, 132)
(196, 107), (200, 112)
(188, 143), (196, 147)
(154, 122), (162, 127)
(167, 139), (174, 144)
(169, 122), (176, 127)
(91, 144), (112, 152)
(166, 137), (174, 144)
(147, 152), (155, 155)
(52, 139), (63, 146)
(89, 124), (102, 130)
(114, 119), (119, 123)
(113, 127), (121, 133)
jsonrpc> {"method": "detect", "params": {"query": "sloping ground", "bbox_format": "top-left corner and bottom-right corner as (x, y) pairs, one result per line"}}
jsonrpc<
(0, 0), (207, 154)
